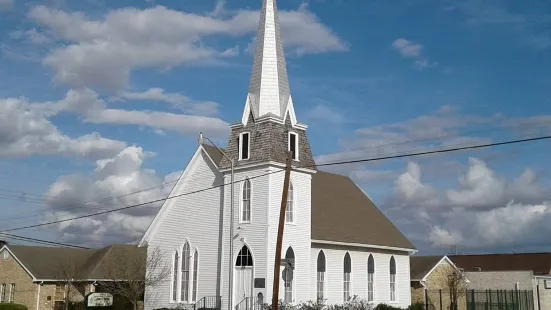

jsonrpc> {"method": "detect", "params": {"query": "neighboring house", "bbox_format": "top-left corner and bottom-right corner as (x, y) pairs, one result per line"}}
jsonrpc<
(410, 256), (467, 310)
(0, 244), (145, 310)
(140, 1), (417, 310)
(449, 253), (551, 310)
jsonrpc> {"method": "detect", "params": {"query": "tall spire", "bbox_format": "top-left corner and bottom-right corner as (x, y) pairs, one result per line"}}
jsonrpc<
(242, 0), (296, 125)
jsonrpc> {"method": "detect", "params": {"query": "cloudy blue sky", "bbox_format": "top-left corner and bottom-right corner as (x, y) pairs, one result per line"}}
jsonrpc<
(0, 0), (550, 254)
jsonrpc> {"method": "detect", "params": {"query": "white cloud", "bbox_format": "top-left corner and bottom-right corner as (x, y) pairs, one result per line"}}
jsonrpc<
(391, 38), (437, 70)
(428, 226), (464, 248)
(44, 146), (177, 244)
(34, 88), (230, 139)
(446, 158), (506, 208)
(385, 157), (551, 250)
(27, 4), (347, 91)
(0, 96), (126, 159)
(117, 88), (220, 117)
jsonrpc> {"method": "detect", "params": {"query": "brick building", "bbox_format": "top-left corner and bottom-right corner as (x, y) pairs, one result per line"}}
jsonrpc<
(449, 252), (551, 310)
(410, 255), (467, 310)
(0, 244), (145, 310)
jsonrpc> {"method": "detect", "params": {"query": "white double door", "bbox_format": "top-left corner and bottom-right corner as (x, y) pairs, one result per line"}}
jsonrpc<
(233, 266), (253, 308)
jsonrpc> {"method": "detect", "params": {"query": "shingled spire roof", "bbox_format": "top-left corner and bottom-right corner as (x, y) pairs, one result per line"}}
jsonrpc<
(242, 0), (297, 126)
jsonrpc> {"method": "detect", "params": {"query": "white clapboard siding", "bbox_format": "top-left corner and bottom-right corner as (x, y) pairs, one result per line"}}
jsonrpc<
(265, 169), (313, 304)
(310, 245), (411, 308)
(144, 150), (223, 310)
(220, 166), (271, 310)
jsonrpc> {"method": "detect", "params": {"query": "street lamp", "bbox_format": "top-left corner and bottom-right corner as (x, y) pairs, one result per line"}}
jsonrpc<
(198, 132), (235, 310)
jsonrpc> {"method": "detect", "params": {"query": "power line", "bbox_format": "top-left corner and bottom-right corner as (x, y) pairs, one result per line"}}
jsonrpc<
(2, 133), (550, 233)
(312, 135), (551, 168)
(0, 232), (90, 249)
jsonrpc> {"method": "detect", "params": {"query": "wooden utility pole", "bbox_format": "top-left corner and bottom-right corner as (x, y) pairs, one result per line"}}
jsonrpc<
(271, 152), (293, 310)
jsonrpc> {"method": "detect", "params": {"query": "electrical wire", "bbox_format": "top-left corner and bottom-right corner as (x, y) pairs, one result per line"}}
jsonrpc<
(0, 232), (89, 249)
(2, 133), (550, 233)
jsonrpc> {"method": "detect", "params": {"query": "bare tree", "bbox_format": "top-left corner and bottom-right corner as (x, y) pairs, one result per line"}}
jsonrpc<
(100, 244), (171, 310)
(444, 268), (468, 310)
(55, 260), (87, 310)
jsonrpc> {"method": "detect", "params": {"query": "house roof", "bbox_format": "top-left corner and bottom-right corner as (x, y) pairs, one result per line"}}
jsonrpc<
(202, 144), (225, 167)
(448, 253), (551, 275)
(310, 171), (415, 250)
(410, 256), (445, 280)
(3, 244), (145, 281)
(205, 145), (415, 250)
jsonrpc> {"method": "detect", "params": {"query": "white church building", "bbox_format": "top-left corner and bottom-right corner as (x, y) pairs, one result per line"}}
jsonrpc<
(140, 0), (417, 309)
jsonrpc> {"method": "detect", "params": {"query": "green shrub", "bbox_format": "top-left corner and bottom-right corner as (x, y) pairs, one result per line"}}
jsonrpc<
(407, 303), (424, 310)
(374, 304), (403, 310)
(0, 303), (28, 310)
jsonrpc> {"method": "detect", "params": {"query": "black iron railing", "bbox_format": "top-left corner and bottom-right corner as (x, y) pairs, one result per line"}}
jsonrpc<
(194, 296), (222, 310)
(235, 297), (264, 310)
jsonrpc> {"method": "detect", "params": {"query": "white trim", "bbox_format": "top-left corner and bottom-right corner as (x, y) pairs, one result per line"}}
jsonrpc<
(239, 178), (252, 224)
(283, 246), (295, 303)
(288, 132), (299, 161)
(311, 240), (417, 253)
(316, 250), (326, 302)
(389, 256), (396, 302)
(8, 283), (15, 303)
(139, 146), (215, 245)
(239, 132), (251, 161)
(420, 255), (465, 282)
(241, 95), (253, 126)
(219, 161), (317, 174)
(233, 242), (255, 308)
(180, 241), (192, 303)
(191, 249), (200, 303)
(169, 249), (179, 304)
(535, 275), (551, 279)
(36, 282), (42, 310)
(367, 253), (375, 303)
(285, 181), (296, 225)
(342, 252), (352, 302)
(0, 246), (37, 280)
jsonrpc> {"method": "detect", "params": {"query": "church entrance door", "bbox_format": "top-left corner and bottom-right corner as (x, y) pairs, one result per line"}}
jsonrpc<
(234, 245), (254, 308)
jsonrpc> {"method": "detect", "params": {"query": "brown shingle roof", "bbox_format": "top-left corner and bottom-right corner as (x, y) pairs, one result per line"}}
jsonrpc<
(4, 244), (145, 281)
(448, 253), (551, 275)
(311, 171), (415, 250)
(202, 144), (224, 166)
(410, 256), (445, 280)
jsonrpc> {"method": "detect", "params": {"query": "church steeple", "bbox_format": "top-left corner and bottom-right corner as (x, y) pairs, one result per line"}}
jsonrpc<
(221, 0), (316, 171)
(242, 0), (297, 126)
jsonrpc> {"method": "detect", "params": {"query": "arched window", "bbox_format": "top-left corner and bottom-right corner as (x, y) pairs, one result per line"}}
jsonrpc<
(367, 254), (375, 302)
(192, 251), (199, 302)
(172, 251), (179, 302)
(236, 246), (253, 267)
(317, 251), (326, 302)
(242, 179), (251, 222)
(390, 256), (396, 301)
(343, 252), (351, 301)
(285, 183), (294, 223)
(181, 242), (190, 302)
(284, 247), (295, 303)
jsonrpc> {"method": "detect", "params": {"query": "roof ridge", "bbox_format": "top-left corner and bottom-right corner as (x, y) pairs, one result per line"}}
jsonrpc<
(84, 245), (115, 278)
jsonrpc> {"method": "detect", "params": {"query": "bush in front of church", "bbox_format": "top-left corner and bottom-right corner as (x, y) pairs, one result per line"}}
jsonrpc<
(0, 303), (28, 310)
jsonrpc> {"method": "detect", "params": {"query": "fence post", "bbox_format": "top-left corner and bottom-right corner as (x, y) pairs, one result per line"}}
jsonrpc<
(488, 290), (494, 310)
